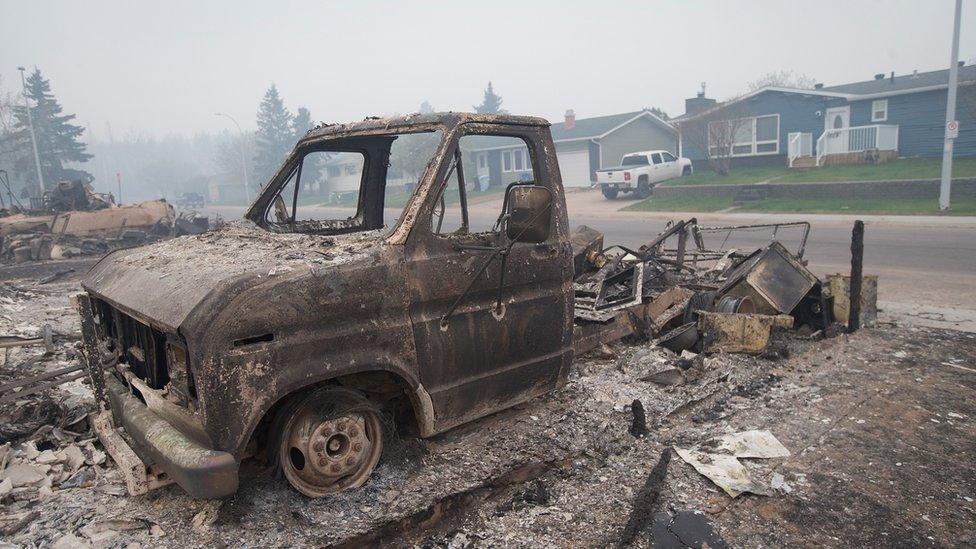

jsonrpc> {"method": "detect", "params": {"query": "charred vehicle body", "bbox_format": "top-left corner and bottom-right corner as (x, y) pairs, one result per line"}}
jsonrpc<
(76, 113), (575, 498)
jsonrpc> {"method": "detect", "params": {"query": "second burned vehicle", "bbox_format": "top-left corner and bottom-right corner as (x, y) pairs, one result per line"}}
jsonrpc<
(76, 113), (577, 498)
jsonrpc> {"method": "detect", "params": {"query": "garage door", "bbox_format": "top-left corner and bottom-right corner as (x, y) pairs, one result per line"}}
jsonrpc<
(556, 149), (591, 187)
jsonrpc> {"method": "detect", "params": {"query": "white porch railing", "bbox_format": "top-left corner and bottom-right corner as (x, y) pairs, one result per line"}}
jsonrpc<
(788, 132), (813, 167)
(816, 124), (899, 166)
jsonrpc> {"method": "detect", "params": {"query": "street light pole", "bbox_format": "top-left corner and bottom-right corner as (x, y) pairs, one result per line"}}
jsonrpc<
(215, 112), (250, 204)
(17, 67), (45, 198)
(938, 0), (962, 211)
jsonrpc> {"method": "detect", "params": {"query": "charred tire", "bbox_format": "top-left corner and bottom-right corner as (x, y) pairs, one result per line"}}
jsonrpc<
(275, 386), (384, 498)
(635, 178), (652, 200)
(601, 186), (619, 200)
(682, 166), (692, 176)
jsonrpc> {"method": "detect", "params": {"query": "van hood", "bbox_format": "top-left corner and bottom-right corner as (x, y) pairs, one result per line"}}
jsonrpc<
(82, 220), (384, 332)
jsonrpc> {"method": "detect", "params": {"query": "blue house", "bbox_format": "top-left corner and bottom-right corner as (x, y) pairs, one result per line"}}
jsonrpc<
(675, 64), (976, 170)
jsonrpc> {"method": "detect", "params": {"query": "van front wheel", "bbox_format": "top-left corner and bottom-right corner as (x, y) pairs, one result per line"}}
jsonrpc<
(276, 387), (384, 498)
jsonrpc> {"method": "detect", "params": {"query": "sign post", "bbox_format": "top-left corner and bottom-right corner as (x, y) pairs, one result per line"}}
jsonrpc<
(939, 0), (962, 211)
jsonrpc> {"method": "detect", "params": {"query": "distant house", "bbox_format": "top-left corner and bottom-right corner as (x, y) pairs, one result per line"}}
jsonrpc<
(468, 109), (678, 188)
(675, 63), (976, 169)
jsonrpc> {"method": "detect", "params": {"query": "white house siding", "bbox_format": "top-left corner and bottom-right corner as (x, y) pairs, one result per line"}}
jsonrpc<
(600, 116), (677, 168)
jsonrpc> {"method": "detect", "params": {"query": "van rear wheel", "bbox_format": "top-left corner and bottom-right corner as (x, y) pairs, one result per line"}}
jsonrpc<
(276, 387), (384, 497)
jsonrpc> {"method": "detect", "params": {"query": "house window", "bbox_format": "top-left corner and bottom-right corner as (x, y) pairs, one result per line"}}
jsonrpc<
(502, 150), (513, 172)
(514, 149), (525, 171)
(708, 114), (780, 157)
(327, 166), (341, 177)
(477, 153), (486, 170)
(872, 99), (888, 122)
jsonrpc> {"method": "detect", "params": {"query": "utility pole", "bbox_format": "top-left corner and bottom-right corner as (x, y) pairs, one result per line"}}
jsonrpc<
(939, 0), (962, 211)
(116, 172), (122, 205)
(17, 67), (45, 197)
(215, 113), (251, 203)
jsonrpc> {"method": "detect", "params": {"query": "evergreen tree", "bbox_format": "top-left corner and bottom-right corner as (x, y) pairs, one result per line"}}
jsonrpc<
(474, 82), (504, 114)
(418, 100), (435, 114)
(253, 84), (293, 184)
(292, 106), (314, 140)
(8, 69), (92, 194)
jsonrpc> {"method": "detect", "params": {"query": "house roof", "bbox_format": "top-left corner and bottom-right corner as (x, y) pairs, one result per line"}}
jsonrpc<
(549, 110), (674, 141)
(676, 64), (976, 122)
(822, 64), (976, 95)
(465, 109), (676, 151)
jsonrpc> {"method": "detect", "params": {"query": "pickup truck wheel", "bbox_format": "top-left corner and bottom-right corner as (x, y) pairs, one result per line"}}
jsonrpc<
(601, 187), (619, 200)
(635, 179), (652, 199)
(277, 387), (384, 498)
(682, 166), (692, 176)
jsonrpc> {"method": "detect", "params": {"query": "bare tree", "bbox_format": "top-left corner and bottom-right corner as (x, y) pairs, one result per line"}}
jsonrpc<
(748, 70), (817, 91)
(679, 102), (753, 175)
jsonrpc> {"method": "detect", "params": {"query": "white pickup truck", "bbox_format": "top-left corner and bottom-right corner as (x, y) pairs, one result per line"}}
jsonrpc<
(595, 150), (693, 199)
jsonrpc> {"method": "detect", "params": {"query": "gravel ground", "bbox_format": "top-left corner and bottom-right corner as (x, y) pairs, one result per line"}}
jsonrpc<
(0, 266), (973, 548)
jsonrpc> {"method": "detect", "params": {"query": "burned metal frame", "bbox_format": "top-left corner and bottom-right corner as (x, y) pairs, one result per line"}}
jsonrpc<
(692, 221), (812, 259)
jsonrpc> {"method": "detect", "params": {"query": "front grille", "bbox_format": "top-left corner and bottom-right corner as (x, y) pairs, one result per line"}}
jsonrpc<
(92, 298), (170, 390)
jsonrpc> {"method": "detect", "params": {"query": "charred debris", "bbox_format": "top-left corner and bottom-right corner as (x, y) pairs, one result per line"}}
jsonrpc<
(0, 178), (217, 264)
(572, 219), (866, 357)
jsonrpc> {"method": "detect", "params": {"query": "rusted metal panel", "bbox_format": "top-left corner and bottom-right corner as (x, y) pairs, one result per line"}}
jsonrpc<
(570, 225), (604, 277)
(825, 273), (878, 327)
(698, 312), (793, 354)
(719, 241), (818, 315)
(403, 122), (573, 429)
(0, 200), (175, 238)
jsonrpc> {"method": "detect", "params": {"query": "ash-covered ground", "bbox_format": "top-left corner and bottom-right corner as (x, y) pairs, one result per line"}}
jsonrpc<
(0, 263), (973, 548)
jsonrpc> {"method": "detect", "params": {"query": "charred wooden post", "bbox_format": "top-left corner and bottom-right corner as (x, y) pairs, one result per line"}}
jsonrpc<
(848, 220), (864, 332)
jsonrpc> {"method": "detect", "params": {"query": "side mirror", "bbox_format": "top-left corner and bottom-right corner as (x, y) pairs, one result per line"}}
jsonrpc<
(505, 185), (552, 243)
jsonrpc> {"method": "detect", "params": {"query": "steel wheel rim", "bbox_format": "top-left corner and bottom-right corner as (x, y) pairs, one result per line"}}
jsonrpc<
(279, 404), (383, 497)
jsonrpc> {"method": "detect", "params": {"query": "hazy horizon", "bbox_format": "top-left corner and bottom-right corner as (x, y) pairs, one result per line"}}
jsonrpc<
(2, 0), (973, 141)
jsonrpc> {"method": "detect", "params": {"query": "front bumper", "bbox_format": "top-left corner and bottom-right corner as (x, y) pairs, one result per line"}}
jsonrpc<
(103, 374), (239, 499)
(75, 293), (238, 499)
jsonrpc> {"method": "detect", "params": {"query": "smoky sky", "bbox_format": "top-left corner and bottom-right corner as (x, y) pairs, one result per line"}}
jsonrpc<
(1, 0), (972, 139)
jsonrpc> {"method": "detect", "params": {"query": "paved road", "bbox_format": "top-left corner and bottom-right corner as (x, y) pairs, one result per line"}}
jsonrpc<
(203, 195), (976, 311)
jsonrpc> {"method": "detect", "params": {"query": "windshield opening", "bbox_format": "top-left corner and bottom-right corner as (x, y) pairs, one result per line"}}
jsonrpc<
(258, 129), (444, 236)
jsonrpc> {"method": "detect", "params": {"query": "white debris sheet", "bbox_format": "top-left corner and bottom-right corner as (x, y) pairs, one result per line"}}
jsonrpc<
(675, 430), (790, 498)
(700, 429), (791, 458)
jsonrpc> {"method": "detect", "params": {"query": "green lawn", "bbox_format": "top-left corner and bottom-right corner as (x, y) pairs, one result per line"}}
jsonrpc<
(622, 195), (976, 215)
(662, 157), (976, 186)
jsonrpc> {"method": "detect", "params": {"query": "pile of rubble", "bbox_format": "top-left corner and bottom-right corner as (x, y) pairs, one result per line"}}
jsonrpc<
(572, 219), (875, 357)
(0, 179), (216, 264)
